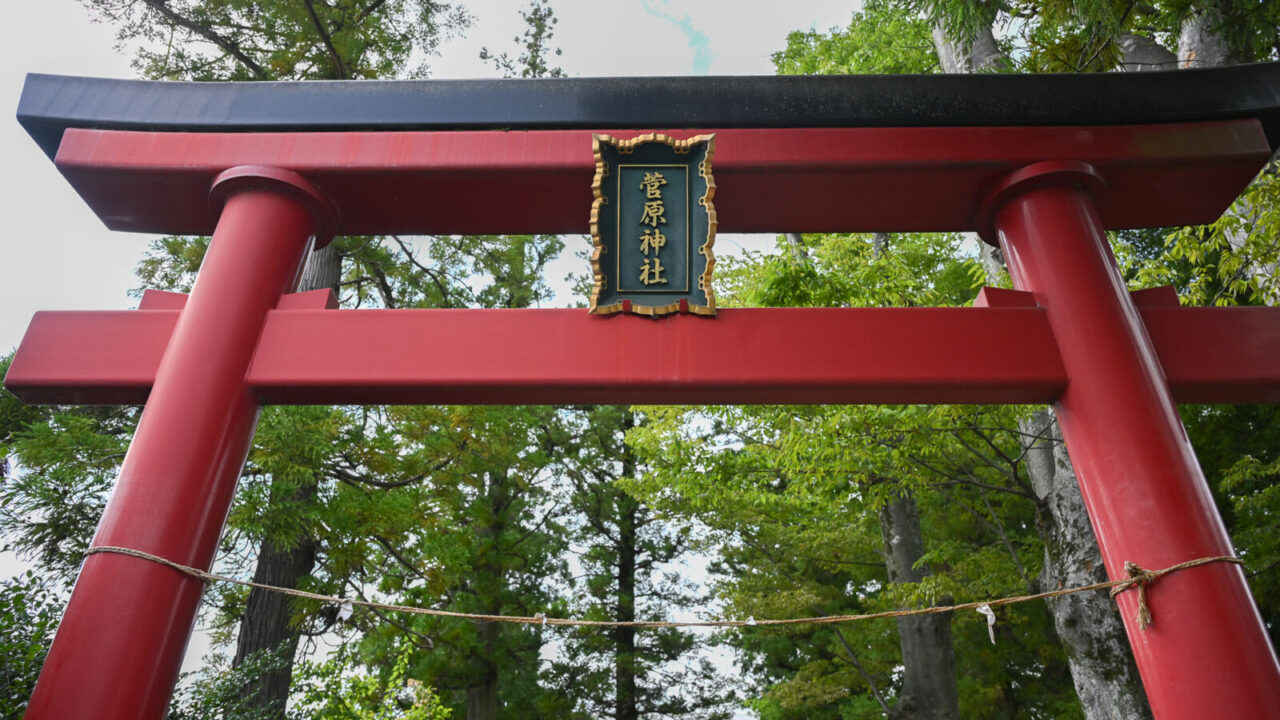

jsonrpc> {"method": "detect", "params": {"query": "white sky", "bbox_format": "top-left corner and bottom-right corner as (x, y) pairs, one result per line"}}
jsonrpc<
(0, 0), (856, 685)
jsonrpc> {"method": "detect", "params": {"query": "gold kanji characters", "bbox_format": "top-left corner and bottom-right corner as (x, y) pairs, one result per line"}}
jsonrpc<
(635, 169), (669, 285)
(639, 257), (666, 286)
(640, 228), (666, 255)
(639, 171), (667, 198)
(639, 200), (666, 227)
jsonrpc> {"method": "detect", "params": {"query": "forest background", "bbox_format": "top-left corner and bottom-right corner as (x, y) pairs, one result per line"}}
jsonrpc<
(2, 1), (1279, 719)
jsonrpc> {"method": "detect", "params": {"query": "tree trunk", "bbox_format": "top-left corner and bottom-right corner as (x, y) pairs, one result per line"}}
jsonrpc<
(1177, 9), (1234, 68)
(1117, 34), (1176, 72)
(466, 618), (499, 720)
(1022, 411), (1153, 720)
(231, 244), (339, 716)
(298, 242), (342, 294)
(615, 493), (639, 720)
(783, 232), (809, 262)
(467, 467), (509, 720)
(879, 491), (959, 720)
(615, 411), (640, 720)
(231, 516), (318, 713)
(931, 22), (1002, 73)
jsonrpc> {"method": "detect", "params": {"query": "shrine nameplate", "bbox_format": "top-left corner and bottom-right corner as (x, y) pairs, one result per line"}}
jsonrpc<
(589, 133), (717, 316)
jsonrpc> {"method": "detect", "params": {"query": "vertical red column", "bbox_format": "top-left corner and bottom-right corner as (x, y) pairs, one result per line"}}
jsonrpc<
(25, 166), (335, 720)
(979, 161), (1280, 719)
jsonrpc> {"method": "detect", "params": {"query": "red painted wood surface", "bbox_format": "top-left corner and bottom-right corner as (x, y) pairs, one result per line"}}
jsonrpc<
(989, 161), (1280, 719)
(8, 303), (1280, 407)
(22, 168), (330, 720)
(53, 121), (1270, 236)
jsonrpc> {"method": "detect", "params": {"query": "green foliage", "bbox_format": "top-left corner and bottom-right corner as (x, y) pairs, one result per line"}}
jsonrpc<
(931, 0), (1280, 72)
(773, 0), (937, 75)
(543, 406), (733, 719)
(0, 572), (61, 720)
(1132, 167), (1280, 307)
(628, 400), (1074, 717)
(719, 232), (981, 309)
(1181, 403), (1280, 645)
(82, 0), (470, 81)
(1220, 448), (1280, 633)
(481, 0), (565, 79)
(169, 642), (453, 720)
(132, 235), (208, 294)
(294, 644), (452, 720)
(0, 355), (42, 481)
(132, 233), (565, 311)
(168, 646), (296, 720)
(1018, 13), (1124, 72)
(335, 405), (569, 718)
(0, 355), (135, 582)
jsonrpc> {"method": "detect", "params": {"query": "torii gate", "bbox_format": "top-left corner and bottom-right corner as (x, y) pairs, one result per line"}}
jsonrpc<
(9, 66), (1280, 719)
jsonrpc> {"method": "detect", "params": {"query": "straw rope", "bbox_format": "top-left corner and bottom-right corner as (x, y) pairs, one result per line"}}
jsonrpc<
(85, 545), (1241, 630)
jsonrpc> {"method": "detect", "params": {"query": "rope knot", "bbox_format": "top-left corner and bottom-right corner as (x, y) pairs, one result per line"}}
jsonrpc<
(1108, 556), (1244, 631)
(1110, 561), (1158, 629)
(1123, 561), (1159, 588)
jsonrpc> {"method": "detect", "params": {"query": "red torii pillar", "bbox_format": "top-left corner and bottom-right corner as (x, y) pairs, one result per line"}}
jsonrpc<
(23, 167), (335, 719)
(7, 107), (1280, 717)
(979, 161), (1280, 715)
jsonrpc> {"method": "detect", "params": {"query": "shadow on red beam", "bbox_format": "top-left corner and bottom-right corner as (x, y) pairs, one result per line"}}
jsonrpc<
(7, 306), (1280, 406)
(54, 122), (1271, 236)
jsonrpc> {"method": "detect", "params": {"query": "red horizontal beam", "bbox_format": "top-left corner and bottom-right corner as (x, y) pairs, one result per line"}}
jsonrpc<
(6, 307), (1057, 405)
(246, 307), (1064, 405)
(7, 305), (1280, 406)
(1147, 306), (1280, 403)
(54, 122), (1271, 236)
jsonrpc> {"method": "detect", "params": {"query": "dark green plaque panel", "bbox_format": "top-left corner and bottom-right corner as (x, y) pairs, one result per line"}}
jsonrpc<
(590, 133), (716, 315)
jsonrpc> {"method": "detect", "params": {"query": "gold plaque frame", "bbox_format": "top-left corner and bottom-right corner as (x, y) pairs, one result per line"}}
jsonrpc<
(589, 132), (717, 316)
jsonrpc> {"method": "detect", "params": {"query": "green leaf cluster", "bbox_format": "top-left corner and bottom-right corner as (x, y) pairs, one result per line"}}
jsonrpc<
(1131, 168), (1280, 308)
(1, 354), (136, 581)
(294, 643), (453, 720)
(82, 0), (470, 81)
(0, 572), (62, 720)
(773, 0), (938, 75)
(542, 405), (734, 719)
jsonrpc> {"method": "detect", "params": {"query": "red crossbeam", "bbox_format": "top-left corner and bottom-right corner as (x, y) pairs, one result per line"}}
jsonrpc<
(9, 299), (1280, 406)
(54, 122), (1270, 236)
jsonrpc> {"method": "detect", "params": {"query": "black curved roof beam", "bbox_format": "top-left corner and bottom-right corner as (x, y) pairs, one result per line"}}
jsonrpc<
(17, 63), (1280, 160)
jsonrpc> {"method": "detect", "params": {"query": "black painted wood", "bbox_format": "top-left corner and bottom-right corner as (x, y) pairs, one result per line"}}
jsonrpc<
(18, 63), (1280, 159)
